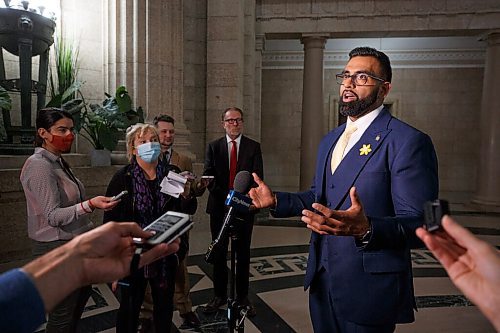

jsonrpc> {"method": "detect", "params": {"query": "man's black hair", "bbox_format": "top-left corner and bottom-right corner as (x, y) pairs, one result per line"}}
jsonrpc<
(349, 47), (392, 83)
(153, 114), (175, 126)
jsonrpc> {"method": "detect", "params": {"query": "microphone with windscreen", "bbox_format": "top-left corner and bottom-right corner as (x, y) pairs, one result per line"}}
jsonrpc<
(205, 171), (253, 264)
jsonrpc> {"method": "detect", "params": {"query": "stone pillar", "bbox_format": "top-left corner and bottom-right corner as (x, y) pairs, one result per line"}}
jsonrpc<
(104, 0), (193, 157)
(254, 34), (265, 141)
(472, 31), (500, 208)
(243, 0), (257, 139)
(299, 35), (327, 190)
(206, 0), (245, 142)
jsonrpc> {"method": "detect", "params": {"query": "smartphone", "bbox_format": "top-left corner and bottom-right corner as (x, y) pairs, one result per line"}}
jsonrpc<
(424, 199), (449, 232)
(110, 190), (128, 202)
(135, 211), (193, 246)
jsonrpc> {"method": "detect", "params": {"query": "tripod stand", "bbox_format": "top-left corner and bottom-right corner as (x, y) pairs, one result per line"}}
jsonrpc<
(227, 222), (248, 333)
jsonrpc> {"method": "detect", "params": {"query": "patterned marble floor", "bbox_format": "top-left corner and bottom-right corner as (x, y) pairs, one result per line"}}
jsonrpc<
(35, 210), (499, 333)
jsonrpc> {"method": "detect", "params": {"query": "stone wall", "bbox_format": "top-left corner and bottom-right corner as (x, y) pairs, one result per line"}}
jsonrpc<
(183, 0), (208, 161)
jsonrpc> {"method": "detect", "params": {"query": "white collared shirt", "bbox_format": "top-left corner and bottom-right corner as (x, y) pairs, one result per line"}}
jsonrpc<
(226, 134), (241, 168)
(342, 105), (384, 158)
(165, 147), (172, 164)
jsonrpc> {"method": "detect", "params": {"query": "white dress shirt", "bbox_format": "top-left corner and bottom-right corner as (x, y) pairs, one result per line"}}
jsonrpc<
(341, 105), (384, 158)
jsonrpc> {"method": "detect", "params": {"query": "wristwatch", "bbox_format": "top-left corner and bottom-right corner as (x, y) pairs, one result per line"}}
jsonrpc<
(359, 224), (372, 245)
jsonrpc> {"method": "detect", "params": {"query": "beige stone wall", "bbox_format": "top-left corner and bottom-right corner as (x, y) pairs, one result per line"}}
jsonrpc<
(389, 67), (482, 201)
(60, 0), (104, 105)
(261, 69), (304, 191)
(183, 0), (208, 161)
(262, 66), (483, 202)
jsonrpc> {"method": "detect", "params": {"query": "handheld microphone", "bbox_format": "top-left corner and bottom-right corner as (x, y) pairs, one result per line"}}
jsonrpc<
(205, 171), (253, 264)
(225, 190), (252, 212)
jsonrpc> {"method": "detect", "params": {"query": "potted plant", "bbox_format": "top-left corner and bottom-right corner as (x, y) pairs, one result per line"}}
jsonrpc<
(44, 37), (143, 165)
(69, 86), (144, 166)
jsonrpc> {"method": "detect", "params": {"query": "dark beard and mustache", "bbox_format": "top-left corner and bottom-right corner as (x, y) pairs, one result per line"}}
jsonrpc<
(339, 88), (381, 118)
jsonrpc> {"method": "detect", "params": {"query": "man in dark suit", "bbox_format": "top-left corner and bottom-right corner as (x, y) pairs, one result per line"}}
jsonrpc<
(249, 47), (438, 332)
(202, 107), (263, 317)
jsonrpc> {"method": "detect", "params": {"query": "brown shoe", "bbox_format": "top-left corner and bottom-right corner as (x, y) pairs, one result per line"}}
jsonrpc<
(203, 296), (227, 314)
(180, 311), (201, 328)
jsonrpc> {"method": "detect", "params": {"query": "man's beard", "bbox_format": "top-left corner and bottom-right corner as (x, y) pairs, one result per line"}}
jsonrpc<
(339, 88), (380, 118)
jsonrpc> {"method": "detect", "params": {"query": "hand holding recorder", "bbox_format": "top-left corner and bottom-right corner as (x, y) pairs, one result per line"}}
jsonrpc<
(416, 213), (500, 330)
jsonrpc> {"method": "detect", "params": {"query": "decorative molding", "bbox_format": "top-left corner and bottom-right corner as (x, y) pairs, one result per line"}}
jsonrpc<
(257, 9), (500, 22)
(263, 49), (485, 69)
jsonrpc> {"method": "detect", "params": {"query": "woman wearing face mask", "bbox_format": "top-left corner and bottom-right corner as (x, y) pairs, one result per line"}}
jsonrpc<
(19, 107), (119, 332)
(103, 123), (195, 333)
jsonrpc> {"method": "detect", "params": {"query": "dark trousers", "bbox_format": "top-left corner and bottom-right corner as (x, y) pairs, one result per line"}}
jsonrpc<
(33, 240), (92, 333)
(116, 264), (177, 333)
(309, 269), (396, 333)
(209, 209), (254, 301)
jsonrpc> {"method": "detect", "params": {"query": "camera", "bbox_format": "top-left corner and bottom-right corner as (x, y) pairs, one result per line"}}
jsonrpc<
(424, 199), (450, 232)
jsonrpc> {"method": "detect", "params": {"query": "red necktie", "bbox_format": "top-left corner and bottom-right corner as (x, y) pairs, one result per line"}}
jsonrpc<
(229, 140), (237, 189)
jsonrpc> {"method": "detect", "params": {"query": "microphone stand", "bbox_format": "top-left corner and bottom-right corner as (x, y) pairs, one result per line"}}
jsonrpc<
(227, 221), (247, 333)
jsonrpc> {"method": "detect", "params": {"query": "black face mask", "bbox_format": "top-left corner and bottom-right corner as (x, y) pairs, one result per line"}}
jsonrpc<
(339, 87), (381, 118)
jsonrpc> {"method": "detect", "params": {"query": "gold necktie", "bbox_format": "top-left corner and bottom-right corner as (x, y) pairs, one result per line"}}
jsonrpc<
(330, 123), (358, 174)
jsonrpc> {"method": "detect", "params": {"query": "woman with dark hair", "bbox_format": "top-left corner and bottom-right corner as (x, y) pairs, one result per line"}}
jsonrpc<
(104, 123), (196, 333)
(20, 107), (119, 332)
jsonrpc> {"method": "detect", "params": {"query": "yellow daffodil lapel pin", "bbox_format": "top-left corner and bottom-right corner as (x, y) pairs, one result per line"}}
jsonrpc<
(359, 144), (372, 156)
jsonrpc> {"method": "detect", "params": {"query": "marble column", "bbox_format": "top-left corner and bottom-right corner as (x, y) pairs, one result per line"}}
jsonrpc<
(206, 0), (245, 142)
(299, 35), (327, 190)
(472, 31), (500, 208)
(104, 0), (193, 159)
(254, 34), (265, 142)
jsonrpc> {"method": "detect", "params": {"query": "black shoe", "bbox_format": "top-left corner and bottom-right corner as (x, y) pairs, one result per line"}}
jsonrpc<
(180, 311), (201, 328)
(238, 298), (256, 318)
(203, 296), (227, 314)
(137, 317), (153, 333)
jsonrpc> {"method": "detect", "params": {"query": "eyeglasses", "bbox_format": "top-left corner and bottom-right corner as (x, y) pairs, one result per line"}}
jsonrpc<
(335, 72), (386, 86)
(224, 118), (243, 125)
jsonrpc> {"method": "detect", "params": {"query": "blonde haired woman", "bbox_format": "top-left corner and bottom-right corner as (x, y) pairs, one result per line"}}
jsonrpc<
(104, 123), (195, 332)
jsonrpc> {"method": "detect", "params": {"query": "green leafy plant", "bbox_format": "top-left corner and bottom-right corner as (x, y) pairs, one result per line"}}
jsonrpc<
(46, 36), (81, 107)
(73, 86), (144, 151)
(43, 37), (143, 151)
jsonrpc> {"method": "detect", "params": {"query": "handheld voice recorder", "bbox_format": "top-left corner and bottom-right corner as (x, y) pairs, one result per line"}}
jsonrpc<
(134, 211), (193, 247)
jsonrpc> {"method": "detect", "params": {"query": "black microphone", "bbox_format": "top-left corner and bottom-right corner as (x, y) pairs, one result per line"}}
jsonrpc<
(205, 170), (253, 264)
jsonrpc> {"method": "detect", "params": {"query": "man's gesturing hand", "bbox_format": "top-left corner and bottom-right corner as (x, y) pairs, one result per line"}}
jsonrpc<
(301, 187), (370, 237)
(248, 172), (276, 209)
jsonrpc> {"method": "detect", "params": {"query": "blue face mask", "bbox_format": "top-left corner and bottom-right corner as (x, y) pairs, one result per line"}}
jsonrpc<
(136, 142), (161, 163)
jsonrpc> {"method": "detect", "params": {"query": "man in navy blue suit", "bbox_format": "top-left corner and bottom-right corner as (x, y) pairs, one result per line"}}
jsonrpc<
(249, 47), (438, 332)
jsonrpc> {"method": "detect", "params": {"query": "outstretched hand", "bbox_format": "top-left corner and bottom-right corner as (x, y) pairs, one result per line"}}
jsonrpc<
(23, 222), (180, 312)
(73, 222), (179, 286)
(416, 216), (500, 330)
(301, 187), (370, 237)
(248, 173), (276, 209)
(90, 196), (120, 210)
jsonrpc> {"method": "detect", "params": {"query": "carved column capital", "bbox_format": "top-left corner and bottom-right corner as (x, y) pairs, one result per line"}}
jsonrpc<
(256, 33), (266, 52)
(479, 30), (500, 46)
(300, 34), (328, 49)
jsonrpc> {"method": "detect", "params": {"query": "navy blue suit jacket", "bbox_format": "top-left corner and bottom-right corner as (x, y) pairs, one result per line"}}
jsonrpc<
(273, 108), (438, 325)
